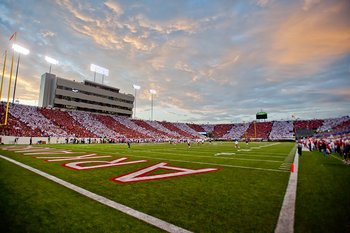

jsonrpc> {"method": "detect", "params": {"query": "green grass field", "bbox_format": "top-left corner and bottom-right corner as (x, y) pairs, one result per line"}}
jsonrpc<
(0, 141), (348, 232)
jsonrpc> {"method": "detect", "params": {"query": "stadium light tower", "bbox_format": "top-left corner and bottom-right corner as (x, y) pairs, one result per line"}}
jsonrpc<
(133, 84), (141, 118)
(45, 56), (59, 74)
(90, 64), (109, 84)
(149, 89), (156, 121)
(12, 43), (29, 104)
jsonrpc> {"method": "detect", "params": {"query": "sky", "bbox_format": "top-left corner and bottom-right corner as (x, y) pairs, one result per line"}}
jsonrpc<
(0, 0), (349, 124)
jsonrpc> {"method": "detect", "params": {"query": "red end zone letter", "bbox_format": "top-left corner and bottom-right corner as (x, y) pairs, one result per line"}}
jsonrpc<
(112, 162), (219, 183)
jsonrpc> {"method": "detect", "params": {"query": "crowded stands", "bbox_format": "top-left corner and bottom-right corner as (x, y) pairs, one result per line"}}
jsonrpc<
(223, 123), (249, 140)
(269, 121), (294, 140)
(1, 103), (349, 143)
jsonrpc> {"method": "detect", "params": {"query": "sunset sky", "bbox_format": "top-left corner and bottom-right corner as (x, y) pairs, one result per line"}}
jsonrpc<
(0, 0), (349, 123)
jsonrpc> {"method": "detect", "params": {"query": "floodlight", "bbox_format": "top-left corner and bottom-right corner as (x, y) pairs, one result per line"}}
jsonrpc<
(90, 64), (109, 76)
(45, 56), (59, 65)
(150, 89), (157, 94)
(133, 84), (141, 90)
(12, 44), (30, 55)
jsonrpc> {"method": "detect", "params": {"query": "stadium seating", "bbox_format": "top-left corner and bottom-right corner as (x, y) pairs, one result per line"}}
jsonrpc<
(212, 124), (234, 138)
(294, 119), (324, 130)
(145, 120), (181, 138)
(244, 122), (273, 139)
(186, 123), (206, 133)
(69, 111), (120, 139)
(173, 122), (204, 138)
(158, 121), (197, 138)
(223, 123), (249, 139)
(318, 116), (349, 132)
(269, 121), (294, 140)
(0, 103), (349, 141)
(39, 108), (96, 138)
(0, 103), (41, 137)
(9, 104), (67, 137)
(131, 119), (173, 139)
(94, 114), (147, 139)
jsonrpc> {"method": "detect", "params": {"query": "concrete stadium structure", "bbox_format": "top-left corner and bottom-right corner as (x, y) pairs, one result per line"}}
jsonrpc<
(38, 73), (134, 117)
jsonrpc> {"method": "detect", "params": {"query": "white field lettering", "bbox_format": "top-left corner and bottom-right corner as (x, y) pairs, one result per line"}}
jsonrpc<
(64, 157), (148, 170)
(0, 146), (219, 183)
(36, 154), (112, 162)
(113, 162), (219, 183)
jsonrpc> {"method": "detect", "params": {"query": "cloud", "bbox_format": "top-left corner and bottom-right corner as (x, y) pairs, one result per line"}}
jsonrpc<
(302, 0), (321, 11)
(104, 0), (124, 16)
(271, 1), (350, 65)
(41, 30), (56, 38)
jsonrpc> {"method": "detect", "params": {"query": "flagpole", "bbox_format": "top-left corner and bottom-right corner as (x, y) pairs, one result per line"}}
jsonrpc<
(4, 32), (17, 125)
(0, 50), (7, 101)
(5, 47), (15, 125)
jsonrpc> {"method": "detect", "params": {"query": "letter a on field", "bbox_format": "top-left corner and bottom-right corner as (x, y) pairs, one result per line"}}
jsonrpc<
(112, 162), (219, 183)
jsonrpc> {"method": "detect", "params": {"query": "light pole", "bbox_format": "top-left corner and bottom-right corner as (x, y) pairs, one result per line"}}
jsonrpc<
(12, 43), (29, 104)
(133, 84), (140, 118)
(90, 64), (109, 84)
(150, 89), (156, 121)
(45, 56), (59, 74)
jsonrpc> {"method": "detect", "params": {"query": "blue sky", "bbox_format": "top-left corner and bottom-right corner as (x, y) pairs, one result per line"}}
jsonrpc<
(0, 0), (349, 123)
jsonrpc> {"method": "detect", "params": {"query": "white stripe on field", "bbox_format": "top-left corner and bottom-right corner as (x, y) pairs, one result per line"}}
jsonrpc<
(274, 150), (299, 233)
(138, 150), (284, 163)
(111, 152), (289, 173)
(0, 155), (192, 233)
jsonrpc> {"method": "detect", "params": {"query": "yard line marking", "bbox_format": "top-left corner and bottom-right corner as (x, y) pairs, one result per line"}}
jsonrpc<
(275, 150), (299, 233)
(147, 147), (288, 157)
(111, 152), (288, 173)
(0, 155), (192, 233)
(330, 154), (343, 162)
(134, 150), (284, 163)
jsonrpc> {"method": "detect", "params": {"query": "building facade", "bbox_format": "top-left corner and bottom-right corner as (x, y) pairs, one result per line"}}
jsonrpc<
(38, 73), (134, 117)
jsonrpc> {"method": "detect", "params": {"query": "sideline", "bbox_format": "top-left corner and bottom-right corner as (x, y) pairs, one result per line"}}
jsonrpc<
(0, 154), (192, 233)
(274, 149), (299, 233)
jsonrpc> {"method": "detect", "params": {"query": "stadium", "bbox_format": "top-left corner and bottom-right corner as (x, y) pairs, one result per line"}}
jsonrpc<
(1, 1), (350, 233)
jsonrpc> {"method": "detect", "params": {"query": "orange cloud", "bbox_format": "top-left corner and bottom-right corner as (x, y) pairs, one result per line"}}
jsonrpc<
(271, 1), (350, 65)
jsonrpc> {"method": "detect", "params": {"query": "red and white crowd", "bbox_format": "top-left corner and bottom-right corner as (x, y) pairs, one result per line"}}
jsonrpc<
(1, 103), (349, 145)
(300, 135), (350, 165)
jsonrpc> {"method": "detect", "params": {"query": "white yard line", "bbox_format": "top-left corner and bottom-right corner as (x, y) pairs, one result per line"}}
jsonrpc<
(141, 150), (284, 163)
(330, 154), (343, 162)
(112, 152), (289, 173)
(274, 149), (299, 233)
(0, 155), (192, 233)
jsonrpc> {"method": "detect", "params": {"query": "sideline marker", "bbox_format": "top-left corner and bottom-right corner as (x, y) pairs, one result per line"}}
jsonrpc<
(290, 164), (294, 172)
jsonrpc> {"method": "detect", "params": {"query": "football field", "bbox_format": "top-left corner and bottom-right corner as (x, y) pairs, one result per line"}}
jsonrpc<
(0, 141), (296, 232)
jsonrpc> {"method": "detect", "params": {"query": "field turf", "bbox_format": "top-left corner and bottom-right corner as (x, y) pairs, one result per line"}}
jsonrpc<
(1, 141), (296, 232)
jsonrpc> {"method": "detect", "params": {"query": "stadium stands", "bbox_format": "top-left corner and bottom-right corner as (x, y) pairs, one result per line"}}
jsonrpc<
(112, 116), (157, 139)
(1, 103), (349, 142)
(269, 121), (294, 140)
(131, 119), (173, 139)
(244, 122), (273, 139)
(69, 111), (120, 139)
(294, 119), (324, 130)
(186, 123), (206, 133)
(39, 108), (96, 138)
(158, 121), (197, 138)
(212, 124), (234, 138)
(94, 114), (147, 139)
(0, 103), (41, 137)
(173, 122), (205, 138)
(146, 120), (181, 138)
(223, 123), (249, 139)
(317, 116), (349, 133)
(9, 104), (67, 137)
